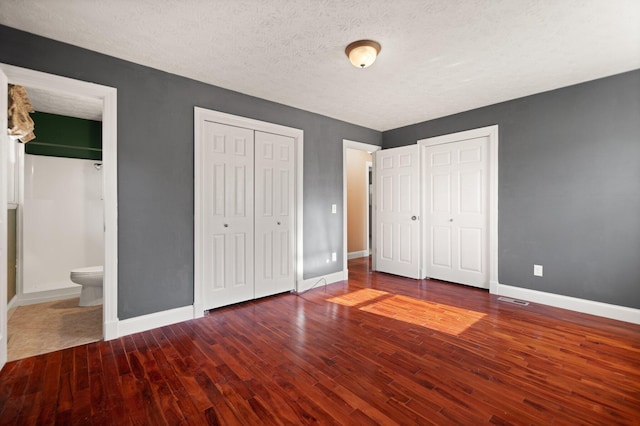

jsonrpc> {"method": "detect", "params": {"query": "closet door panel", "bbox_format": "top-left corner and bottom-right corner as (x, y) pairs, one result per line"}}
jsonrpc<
(202, 121), (254, 309)
(255, 131), (295, 298)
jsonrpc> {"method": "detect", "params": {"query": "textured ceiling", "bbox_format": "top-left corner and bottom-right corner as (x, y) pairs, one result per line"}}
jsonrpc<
(1, 0), (639, 131)
(26, 86), (103, 121)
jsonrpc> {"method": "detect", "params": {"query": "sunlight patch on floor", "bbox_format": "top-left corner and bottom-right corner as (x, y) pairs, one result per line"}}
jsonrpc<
(327, 288), (389, 307)
(361, 294), (486, 336)
(328, 289), (486, 336)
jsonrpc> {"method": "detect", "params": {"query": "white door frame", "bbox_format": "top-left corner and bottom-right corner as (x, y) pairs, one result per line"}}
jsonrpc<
(365, 160), (373, 256)
(0, 63), (119, 369)
(342, 140), (381, 273)
(0, 68), (8, 368)
(193, 107), (304, 317)
(418, 125), (499, 292)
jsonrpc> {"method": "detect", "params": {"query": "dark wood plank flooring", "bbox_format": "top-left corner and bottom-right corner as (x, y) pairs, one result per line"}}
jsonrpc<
(1, 257), (640, 424)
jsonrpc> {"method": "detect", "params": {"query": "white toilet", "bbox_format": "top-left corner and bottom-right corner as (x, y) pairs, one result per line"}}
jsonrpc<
(70, 265), (104, 306)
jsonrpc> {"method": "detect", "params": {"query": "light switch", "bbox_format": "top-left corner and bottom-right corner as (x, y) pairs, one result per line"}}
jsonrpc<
(331, 204), (337, 214)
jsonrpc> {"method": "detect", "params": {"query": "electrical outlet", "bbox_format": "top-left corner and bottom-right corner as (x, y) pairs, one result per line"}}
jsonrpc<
(534, 264), (543, 277)
(331, 204), (337, 214)
(331, 252), (337, 262)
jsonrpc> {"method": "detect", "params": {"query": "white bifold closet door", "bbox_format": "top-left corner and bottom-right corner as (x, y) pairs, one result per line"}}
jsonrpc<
(202, 122), (255, 309)
(254, 132), (295, 298)
(201, 121), (295, 311)
(424, 136), (489, 288)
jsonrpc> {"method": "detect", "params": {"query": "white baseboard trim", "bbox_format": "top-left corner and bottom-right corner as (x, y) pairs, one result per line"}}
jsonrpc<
(117, 305), (193, 338)
(495, 283), (640, 325)
(347, 250), (369, 260)
(104, 320), (118, 341)
(297, 270), (348, 293)
(193, 303), (205, 319)
(18, 286), (82, 306)
(7, 295), (18, 310)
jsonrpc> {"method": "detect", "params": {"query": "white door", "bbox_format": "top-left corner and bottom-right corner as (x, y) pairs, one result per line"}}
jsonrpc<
(425, 136), (488, 288)
(0, 69), (8, 368)
(374, 145), (422, 279)
(202, 121), (255, 309)
(254, 131), (295, 298)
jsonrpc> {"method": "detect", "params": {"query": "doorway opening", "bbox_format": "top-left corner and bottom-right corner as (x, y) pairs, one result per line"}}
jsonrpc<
(342, 140), (380, 275)
(0, 63), (118, 368)
(9, 104), (104, 361)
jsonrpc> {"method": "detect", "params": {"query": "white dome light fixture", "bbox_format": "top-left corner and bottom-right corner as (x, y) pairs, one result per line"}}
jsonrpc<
(345, 40), (381, 69)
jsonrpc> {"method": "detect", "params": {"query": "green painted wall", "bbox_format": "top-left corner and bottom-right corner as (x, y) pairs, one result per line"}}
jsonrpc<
(26, 112), (102, 160)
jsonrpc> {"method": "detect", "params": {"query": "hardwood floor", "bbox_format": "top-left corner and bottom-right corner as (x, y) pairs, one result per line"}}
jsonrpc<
(1, 257), (639, 424)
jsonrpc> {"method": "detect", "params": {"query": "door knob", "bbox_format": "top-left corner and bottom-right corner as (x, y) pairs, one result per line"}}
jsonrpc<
(449, 218), (453, 222)
(411, 216), (417, 221)
(277, 221), (281, 225)
(224, 224), (229, 227)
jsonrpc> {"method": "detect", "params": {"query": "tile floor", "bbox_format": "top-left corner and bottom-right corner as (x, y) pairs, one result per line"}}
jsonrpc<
(7, 297), (102, 361)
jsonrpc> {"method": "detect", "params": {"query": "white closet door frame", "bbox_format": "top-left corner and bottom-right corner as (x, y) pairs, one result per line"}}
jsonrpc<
(418, 125), (499, 292)
(193, 107), (304, 318)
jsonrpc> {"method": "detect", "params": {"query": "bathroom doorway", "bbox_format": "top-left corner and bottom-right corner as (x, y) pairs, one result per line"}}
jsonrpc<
(8, 101), (104, 360)
(0, 64), (118, 368)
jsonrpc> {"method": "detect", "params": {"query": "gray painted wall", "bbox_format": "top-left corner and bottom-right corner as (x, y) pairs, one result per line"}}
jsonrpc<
(384, 70), (640, 309)
(0, 25), (382, 319)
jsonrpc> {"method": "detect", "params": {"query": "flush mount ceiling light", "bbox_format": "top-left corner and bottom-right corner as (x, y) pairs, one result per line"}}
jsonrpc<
(345, 40), (381, 69)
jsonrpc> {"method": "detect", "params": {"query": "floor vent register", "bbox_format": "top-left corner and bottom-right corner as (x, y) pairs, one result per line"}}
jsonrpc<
(497, 296), (530, 306)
